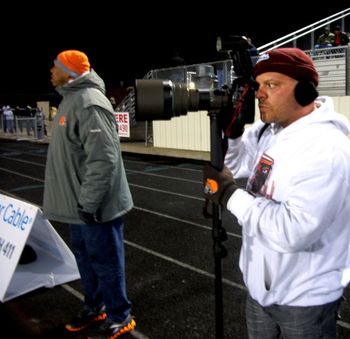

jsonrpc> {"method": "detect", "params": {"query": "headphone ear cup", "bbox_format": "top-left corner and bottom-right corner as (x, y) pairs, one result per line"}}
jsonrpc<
(294, 81), (319, 106)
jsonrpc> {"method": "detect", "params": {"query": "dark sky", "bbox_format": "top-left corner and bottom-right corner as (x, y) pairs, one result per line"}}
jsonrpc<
(0, 4), (348, 100)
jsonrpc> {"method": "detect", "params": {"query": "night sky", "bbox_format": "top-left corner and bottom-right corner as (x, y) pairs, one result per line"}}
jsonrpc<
(0, 4), (348, 102)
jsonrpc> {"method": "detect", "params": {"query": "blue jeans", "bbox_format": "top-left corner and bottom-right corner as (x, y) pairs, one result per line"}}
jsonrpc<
(246, 293), (341, 339)
(69, 218), (131, 322)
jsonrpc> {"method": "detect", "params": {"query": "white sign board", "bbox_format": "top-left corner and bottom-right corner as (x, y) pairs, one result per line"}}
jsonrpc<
(0, 194), (80, 302)
(114, 112), (130, 138)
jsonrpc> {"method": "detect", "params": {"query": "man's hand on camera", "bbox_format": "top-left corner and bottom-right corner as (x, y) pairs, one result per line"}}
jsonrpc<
(77, 204), (99, 225)
(203, 164), (238, 208)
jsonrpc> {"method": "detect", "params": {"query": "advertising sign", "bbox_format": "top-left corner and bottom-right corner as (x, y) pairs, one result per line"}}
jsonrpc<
(114, 112), (130, 138)
(0, 194), (80, 302)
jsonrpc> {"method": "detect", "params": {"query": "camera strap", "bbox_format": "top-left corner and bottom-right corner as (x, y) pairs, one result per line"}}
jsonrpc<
(257, 123), (270, 143)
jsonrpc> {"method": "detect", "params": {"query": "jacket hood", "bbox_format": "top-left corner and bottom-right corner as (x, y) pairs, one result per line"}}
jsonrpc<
(56, 69), (106, 96)
(311, 96), (350, 135)
(274, 96), (350, 138)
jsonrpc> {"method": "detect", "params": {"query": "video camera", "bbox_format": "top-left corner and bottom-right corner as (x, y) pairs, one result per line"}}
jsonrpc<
(134, 35), (256, 134)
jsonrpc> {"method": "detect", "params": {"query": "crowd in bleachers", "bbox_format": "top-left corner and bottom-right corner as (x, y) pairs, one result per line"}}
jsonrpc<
(315, 26), (349, 49)
(0, 105), (46, 139)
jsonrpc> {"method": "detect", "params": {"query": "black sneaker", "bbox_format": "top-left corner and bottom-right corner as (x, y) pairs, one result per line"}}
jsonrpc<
(65, 305), (107, 332)
(87, 314), (136, 339)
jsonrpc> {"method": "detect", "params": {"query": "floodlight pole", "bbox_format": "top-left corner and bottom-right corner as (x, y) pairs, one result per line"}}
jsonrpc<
(208, 110), (227, 339)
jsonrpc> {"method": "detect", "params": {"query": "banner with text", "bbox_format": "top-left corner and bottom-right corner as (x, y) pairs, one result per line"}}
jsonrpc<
(0, 194), (80, 302)
(114, 112), (130, 138)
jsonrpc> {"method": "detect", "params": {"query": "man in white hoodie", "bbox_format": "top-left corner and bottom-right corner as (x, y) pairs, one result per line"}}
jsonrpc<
(204, 48), (350, 338)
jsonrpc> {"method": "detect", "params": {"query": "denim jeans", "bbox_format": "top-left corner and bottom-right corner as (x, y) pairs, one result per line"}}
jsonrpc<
(69, 217), (132, 322)
(246, 293), (341, 339)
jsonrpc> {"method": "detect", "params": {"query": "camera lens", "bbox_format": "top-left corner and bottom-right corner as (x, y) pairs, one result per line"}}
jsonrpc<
(135, 79), (228, 121)
(135, 79), (199, 120)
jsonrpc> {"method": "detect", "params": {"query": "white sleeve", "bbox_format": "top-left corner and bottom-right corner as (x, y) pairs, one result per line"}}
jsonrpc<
(224, 120), (265, 178)
(227, 146), (350, 253)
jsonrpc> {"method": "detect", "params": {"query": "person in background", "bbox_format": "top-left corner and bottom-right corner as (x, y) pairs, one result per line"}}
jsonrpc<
(49, 106), (57, 121)
(315, 26), (335, 48)
(25, 105), (36, 136)
(203, 48), (350, 338)
(3, 105), (14, 133)
(43, 50), (136, 339)
(109, 96), (117, 110)
(333, 26), (349, 46)
(35, 106), (45, 139)
(247, 37), (259, 56)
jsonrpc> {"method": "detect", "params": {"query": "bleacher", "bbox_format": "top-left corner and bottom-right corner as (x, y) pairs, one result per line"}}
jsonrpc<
(314, 57), (346, 96)
(308, 46), (348, 96)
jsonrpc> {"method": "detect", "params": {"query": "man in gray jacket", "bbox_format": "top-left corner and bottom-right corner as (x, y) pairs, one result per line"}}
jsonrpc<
(43, 50), (135, 339)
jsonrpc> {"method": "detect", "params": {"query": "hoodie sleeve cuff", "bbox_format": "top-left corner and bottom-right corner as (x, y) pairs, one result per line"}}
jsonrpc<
(226, 188), (255, 221)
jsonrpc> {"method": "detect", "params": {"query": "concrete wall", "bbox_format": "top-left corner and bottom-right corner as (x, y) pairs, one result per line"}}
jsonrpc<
(153, 96), (350, 151)
(153, 110), (210, 151)
(332, 96), (350, 120)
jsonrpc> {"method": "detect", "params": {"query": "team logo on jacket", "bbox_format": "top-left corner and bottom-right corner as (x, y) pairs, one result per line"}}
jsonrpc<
(59, 115), (66, 126)
(247, 153), (274, 195)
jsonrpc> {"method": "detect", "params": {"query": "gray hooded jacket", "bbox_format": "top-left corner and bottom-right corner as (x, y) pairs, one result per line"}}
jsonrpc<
(43, 70), (133, 224)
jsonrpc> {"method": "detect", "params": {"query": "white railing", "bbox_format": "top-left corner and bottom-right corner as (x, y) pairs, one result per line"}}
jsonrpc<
(257, 8), (350, 53)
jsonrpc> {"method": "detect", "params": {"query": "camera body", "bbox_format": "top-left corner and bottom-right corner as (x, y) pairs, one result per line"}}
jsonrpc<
(134, 36), (256, 130)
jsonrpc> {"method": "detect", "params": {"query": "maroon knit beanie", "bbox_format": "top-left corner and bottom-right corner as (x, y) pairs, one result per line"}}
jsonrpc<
(254, 48), (319, 86)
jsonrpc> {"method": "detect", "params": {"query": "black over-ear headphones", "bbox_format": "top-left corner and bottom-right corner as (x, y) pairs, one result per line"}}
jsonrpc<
(294, 80), (319, 106)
